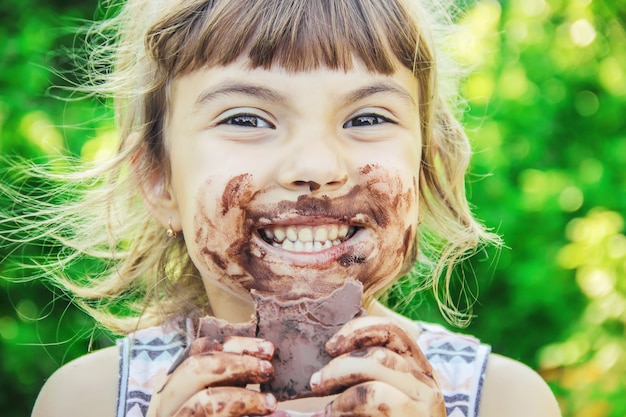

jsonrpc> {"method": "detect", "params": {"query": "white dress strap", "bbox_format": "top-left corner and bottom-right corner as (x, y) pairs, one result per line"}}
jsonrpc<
(418, 322), (491, 417)
(116, 319), (190, 417)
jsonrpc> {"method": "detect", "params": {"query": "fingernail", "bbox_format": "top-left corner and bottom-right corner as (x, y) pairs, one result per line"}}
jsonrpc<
(310, 371), (321, 387)
(324, 338), (339, 356)
(260, 360), (274, 377)
(265, 393), (277, 409)
(259, 340), (275, 357)
(373, 348), (386, 361)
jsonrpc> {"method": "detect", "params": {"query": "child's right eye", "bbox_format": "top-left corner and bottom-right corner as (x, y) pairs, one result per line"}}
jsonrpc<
(218, 114), (275, 129)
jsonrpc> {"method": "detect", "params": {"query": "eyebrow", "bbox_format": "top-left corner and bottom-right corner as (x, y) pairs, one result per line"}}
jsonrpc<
(194, 82), (286, 109)
(339, 82), (417, 108)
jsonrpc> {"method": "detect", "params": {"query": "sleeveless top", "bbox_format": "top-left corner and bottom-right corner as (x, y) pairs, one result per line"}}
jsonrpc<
(116, 318), (490, 417)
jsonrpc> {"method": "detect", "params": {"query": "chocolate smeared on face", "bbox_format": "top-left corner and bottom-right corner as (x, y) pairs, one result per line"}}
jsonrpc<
(337, 253), (367, 267)
(399, 225), (418, 276)
(192, 164), (419, 301)
(221, 173), (254, 216)
(192, 174), (259, 295)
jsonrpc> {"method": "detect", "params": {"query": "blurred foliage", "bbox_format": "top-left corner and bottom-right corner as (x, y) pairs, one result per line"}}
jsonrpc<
(0, 0), (624, 416)
(0, 1), (115, 416)
(449, 0), (626, 415)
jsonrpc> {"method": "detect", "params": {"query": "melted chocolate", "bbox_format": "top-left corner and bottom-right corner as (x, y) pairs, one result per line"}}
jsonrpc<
(221, 173), (254, 216)
(196, 279), (364, 401)
(254, 279), (364, 401)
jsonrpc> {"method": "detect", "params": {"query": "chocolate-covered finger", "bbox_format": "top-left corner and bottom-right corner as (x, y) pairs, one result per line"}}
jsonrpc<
(172, 352), (273, 387)
(173, 387), (276, 417)
(158, 352), (274, 417)
(325, 316), (434, 384)
(325, 381), (444, 417)
(170, 337), (274, 374)
(310, 347), (433, 400)
(222, 336), (274, 359)
(189, 336), (274, 359)
(326, 316), (419, 357)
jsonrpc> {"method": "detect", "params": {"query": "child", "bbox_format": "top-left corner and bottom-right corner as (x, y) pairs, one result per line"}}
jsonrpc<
(7, 0), (560, 416)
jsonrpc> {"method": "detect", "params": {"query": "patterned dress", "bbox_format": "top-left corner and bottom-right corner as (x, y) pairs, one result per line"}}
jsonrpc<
(116, 319), (490, 417)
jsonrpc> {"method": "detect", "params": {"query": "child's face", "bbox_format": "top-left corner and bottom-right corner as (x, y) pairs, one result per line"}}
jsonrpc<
(162, 58), (421, 303)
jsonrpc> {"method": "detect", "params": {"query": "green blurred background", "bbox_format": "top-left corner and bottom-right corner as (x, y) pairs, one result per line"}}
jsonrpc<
(1, 0), (624, 416)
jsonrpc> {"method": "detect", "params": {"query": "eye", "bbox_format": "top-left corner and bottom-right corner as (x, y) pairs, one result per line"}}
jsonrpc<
(343, 113), (393, 128)
(219, 113), (275, 129)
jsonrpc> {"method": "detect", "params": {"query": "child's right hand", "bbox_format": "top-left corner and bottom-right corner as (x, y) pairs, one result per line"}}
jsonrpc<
(146, 336), (277, 417)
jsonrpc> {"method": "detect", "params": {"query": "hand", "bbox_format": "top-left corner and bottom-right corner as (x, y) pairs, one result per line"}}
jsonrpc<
(147, 336), (277, 417)
(309, 316), (446, 416)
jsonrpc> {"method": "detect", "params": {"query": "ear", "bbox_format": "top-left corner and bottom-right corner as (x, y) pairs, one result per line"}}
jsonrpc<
(130, 133), (182, 233)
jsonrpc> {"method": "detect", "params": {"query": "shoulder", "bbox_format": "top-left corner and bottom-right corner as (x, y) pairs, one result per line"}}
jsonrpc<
(31, 345), (119, 417)
(480, 353), (562, 417)
(409, 318), (561, 417)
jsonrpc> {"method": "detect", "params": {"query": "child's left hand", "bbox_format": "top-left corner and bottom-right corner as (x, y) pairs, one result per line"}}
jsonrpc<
(309, 316), (446, 416)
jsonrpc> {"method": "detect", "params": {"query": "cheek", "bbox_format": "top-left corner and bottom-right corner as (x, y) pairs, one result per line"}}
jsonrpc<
(353, 165), (419, 297)
(190, 175), (258, 295)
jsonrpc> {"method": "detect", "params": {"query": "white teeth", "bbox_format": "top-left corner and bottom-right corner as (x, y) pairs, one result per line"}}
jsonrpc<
(298, 227), (313, 243)
(264, 224), (355, 252)
(314, 227), (328, 242)
(273, 228), (286, 243)
(286, 226), (298, 242)
(272, 238), (344, 251)
(328, 225), (338, 241)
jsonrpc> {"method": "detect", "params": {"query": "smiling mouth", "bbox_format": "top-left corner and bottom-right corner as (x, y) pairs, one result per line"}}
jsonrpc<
(259, 224), (359, 252)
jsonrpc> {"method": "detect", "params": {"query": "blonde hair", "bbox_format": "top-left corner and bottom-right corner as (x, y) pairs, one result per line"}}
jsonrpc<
(1, 0), (499, 334)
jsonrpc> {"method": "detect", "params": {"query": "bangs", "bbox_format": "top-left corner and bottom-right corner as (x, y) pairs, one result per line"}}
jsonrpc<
(146, 0), (430, 77)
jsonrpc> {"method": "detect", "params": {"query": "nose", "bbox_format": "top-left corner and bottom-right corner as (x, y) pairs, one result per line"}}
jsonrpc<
(277, 129), (348, 193)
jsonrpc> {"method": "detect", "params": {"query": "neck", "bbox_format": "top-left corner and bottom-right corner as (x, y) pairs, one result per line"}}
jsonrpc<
(204, 280), (407, 324)
(205, 282), (256, 323)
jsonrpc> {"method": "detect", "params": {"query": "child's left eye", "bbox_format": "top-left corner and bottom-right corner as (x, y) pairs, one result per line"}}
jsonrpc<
(343, 114), (392, 128)
(219, 114), (275, 129)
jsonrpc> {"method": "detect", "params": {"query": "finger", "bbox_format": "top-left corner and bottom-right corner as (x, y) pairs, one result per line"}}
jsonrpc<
(192, 336), (275, 359)
(325, 316), (435, 384)
(159, 352), (273, 417)
(165, 351), (273, 391)
(310, 346), (433, 400)
(323, 381), (444, 417)
(170, 337), (274, 374)
(326, 316), (419, 358)
(173, 387), (277, 417)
